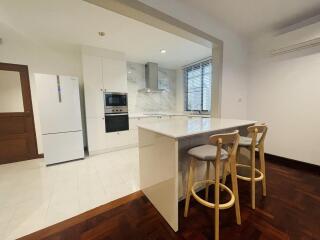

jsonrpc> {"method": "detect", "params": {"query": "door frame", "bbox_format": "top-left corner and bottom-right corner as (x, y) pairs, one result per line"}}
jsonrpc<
(0, 62), (42, 163)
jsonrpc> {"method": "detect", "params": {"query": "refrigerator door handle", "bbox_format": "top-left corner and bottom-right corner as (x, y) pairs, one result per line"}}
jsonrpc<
(57, 75), (62, 103)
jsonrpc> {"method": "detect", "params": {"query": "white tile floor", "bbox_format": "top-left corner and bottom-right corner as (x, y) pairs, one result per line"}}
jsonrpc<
(0, 147), (140, 240)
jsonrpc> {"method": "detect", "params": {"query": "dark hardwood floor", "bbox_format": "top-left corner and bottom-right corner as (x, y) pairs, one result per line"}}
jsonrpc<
(19, 158), (320, 240)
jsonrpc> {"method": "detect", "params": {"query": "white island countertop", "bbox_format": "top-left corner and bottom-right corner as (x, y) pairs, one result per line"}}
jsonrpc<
(129, 112), (210, 119)
(137, 117), (257, 139)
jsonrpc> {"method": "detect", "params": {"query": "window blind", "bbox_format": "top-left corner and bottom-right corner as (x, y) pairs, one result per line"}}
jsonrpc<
(184, 59), (212, 112)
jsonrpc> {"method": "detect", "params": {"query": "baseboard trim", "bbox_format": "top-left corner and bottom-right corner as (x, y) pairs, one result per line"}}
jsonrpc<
(265, 153), (320, 174)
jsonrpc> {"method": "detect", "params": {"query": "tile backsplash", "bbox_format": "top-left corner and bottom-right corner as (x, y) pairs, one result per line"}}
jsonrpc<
(127, 62), (177, 113)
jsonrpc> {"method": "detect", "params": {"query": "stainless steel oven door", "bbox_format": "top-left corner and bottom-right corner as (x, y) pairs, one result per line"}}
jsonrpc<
(105, 113), (129, 133)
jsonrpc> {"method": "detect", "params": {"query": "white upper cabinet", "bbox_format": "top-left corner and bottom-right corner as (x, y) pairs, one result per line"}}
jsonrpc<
(102, 58), (127, 93)
(82, 55), (105, 118)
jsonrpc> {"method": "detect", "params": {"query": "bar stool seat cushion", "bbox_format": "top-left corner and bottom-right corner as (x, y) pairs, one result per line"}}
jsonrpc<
(188, 144), (229, 161)
(239, 136), (259, 147)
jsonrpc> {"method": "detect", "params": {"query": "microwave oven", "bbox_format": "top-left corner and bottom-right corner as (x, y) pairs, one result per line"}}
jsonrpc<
(104, 92), (128, 114)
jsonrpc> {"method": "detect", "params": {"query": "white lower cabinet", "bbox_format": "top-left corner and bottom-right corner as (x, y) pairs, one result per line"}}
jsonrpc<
(87, 116), (186, 155)
(87, 117), (106, 153)
(129, 118), (138, 130)
(129, 129), (138, 144)
(105, 130), (136, 149)
(105, 131), (123, 149)
(87, 117), (137, 155)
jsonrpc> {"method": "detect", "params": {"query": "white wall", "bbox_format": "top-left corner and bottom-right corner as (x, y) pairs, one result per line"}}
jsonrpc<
(0, 22), (83, 154)
(248, 32), (320, 166)
(139, 0), (249, 119)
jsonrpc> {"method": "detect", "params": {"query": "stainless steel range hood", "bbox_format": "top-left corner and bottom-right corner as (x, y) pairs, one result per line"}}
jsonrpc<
(138, 62), (164, 93)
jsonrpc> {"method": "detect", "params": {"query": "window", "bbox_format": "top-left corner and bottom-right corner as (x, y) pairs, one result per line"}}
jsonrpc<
(184, 59), (212, 112)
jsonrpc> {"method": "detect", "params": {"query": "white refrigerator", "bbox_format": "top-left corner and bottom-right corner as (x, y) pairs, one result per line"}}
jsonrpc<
(35, 73), (84, 165)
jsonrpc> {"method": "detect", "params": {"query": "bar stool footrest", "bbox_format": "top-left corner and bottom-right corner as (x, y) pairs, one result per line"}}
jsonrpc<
(191, 180), (235, 210)
(236, 164), (264, 182)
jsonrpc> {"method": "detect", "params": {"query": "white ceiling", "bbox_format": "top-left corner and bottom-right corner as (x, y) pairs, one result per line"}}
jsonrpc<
(0, 0), (211, 69)
(182, 0), (320, 37)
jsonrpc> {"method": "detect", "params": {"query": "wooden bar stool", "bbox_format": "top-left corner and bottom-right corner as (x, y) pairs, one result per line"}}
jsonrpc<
(236, 124), (268, 209)
(184, 131), (241, 240)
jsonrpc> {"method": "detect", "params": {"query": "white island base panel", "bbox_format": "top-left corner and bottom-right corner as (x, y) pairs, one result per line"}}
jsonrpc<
(138, 118), (255, 232)
(139, 128), (179, 231)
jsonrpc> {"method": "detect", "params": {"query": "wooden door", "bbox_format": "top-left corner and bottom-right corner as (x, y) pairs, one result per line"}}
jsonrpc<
(0, 62), (40, 164)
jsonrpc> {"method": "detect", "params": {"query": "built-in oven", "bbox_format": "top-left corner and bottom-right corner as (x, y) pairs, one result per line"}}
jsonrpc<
(105, 113), (129, 133)
(104, 92), (129, 133)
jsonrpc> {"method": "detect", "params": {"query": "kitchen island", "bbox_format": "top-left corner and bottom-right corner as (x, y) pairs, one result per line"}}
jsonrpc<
(138, 117), (256, 231)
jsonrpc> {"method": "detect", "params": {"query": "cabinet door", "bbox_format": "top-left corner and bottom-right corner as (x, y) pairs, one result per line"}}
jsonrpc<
(102, 58), (127, 92)
(82, 55), (104, 118)
(129, 118), (138, 130)
(105, 131), (126, 148)
(105, 130), (138, 149)
(127, 129), (138, 145)
(86, 117), (105, 153)
(104, 132), (117, 149)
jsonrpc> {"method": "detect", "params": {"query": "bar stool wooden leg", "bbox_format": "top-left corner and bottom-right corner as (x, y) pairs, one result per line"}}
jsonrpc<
(259, 145), (267, 197)
(222, 161), (228, 187)
(214, 158), (220, 240)
(236, 147), (240, 163)
(230, 156), (241, 225)
(205, 161), (210, 201)
(251, 148), (256, 210)
(184, 158), (195, 217)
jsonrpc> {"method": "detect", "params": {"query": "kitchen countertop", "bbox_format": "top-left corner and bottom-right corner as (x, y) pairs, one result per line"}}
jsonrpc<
(137, 117), (256, 139)
(129, 112), (210, 119)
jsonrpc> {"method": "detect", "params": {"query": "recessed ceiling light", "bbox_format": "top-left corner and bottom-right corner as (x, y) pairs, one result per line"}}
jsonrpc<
(98, 32), (106, 37)
(160, 49), (167, 54)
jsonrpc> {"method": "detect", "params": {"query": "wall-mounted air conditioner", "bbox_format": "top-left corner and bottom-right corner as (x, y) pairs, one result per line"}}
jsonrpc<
(270, 21), (320, 56)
